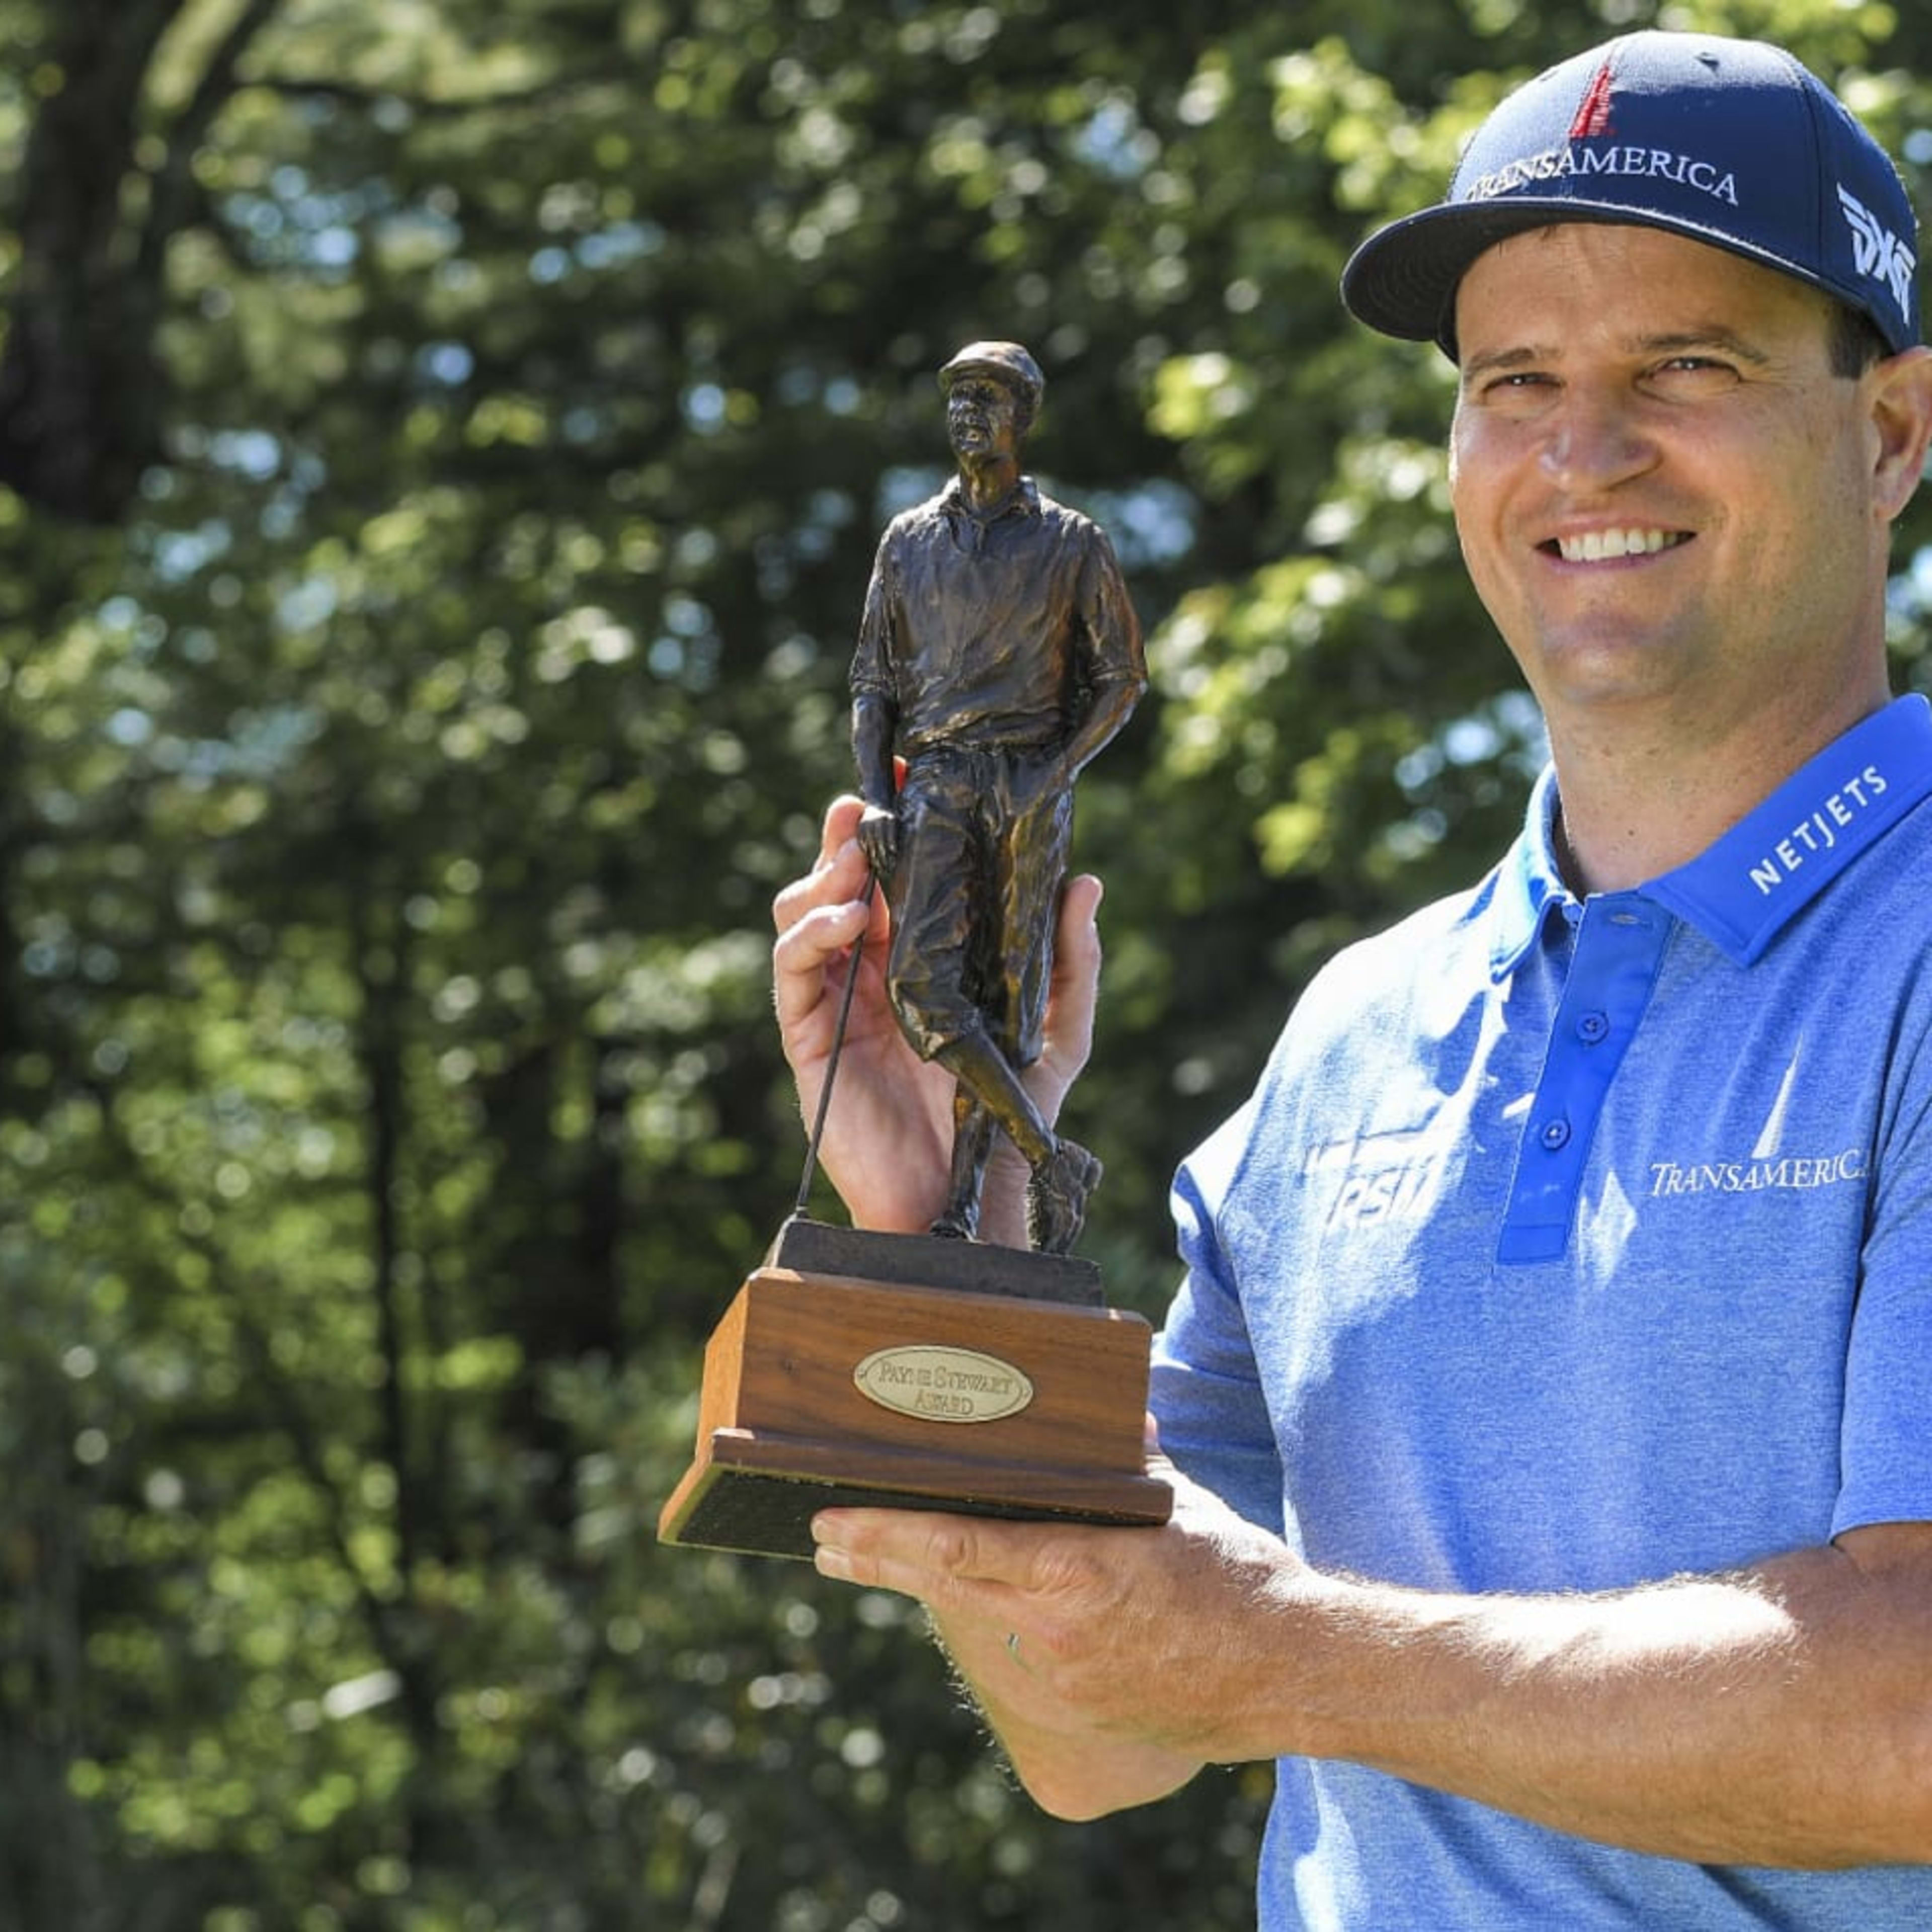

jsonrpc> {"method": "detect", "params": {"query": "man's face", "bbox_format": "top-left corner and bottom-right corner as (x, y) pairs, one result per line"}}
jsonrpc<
(946, 374), (1024, 462)
(1448, 223), (1899, 750)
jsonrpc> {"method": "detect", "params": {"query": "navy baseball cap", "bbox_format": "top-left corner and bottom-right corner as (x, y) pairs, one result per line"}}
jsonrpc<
(1341, 31), (1921, 360)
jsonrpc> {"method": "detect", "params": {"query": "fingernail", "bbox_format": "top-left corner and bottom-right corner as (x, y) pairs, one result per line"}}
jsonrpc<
(810, 1514), (852, 1579)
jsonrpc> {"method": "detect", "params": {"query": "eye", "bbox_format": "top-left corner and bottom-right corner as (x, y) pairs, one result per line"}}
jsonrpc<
(1646, 355), (1741, 391)
(1468, 369), (1558, 414)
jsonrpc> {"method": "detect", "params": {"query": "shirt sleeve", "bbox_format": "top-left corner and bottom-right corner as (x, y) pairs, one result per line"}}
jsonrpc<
(1833, 1020), (1932, 1537)
(1150, 1100), (1286, 1537)
(1073, 522), (1147, 691)
(849, 530), (896, 700)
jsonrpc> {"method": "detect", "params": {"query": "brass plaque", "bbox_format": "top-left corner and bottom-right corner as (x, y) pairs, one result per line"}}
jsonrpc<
(852, 1345), (1034, 1424)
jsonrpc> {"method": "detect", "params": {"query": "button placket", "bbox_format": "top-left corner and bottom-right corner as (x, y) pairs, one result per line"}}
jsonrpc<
(1497, 894), (1672, 1264)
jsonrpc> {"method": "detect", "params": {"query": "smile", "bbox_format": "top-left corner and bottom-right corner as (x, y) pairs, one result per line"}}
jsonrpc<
(1547, 528), (1691, 563)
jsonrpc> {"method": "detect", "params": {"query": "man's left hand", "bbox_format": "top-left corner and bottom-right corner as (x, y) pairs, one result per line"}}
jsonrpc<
(810, 1450), (1303, 1818)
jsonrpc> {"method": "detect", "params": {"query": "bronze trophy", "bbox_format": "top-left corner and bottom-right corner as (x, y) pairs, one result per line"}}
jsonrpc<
(659, 343), (1173, 1559)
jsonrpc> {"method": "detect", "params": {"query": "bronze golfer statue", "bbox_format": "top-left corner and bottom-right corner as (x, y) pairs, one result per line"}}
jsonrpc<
(659, 343), (1169, 1557)
(849, 342), (1147, 1253)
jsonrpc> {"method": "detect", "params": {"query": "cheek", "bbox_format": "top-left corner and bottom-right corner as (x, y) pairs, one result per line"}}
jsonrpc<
(1446, 473), (1512, 593)
(1445, 417), (1517, 537)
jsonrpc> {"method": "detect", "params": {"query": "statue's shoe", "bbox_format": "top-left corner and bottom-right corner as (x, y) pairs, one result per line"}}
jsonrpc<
(1026, 1138), (1103, 1255)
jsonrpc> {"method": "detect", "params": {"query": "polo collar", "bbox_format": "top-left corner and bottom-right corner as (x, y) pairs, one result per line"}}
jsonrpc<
(1490, 694), (1932, 978)
(940, 473), (1041, 538)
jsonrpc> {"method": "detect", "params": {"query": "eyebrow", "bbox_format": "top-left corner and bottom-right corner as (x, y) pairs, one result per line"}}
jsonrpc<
(1460, 327), (1776, 385)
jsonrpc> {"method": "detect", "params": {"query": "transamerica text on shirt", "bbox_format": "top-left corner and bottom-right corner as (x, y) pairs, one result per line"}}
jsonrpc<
(1648, 1149), (1867, 1197)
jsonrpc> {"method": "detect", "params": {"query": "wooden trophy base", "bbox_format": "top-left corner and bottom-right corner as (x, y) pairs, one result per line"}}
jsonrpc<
(658, 1220), (1173, 1561)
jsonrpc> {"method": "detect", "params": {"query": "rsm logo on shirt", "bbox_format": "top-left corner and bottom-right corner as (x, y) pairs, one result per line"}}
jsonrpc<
(1306, 1130), (1451, 1231)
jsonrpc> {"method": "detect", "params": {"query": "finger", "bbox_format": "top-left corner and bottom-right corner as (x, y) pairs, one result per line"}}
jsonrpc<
(771, 796), (867, 931)
(817, 792), (869, 864)
(1057, 873), (1104, 979)
(773, 826), (871, 938)
(1040, 873), (1103, 1073)
(811, 1507), (1041, 1600)
(1136, 1415), (1199, 1492)
(772, 897), (870, 1033)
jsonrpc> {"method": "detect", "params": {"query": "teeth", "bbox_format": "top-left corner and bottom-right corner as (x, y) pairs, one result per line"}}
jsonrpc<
(1556, 529), (1685, 562)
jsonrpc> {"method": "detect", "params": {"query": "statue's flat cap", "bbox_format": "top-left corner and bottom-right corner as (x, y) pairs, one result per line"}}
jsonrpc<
(937, 341), (1045, 408)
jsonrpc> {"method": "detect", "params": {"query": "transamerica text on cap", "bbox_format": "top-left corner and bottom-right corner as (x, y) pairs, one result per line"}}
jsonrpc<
(1467, 143), (1739, 206)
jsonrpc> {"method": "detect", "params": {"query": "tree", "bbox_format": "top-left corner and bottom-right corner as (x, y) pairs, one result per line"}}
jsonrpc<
(3, 1), (1927, 1925)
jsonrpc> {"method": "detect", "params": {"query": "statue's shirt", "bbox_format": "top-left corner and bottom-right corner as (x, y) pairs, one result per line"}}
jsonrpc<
(849, 476), (1144, 755)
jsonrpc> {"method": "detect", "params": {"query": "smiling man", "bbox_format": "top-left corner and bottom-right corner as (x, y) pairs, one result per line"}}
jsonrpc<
(774, 33), (1932, 1931)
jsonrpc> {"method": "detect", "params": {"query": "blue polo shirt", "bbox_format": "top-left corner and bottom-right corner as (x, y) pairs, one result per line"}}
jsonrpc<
(1152, 696), (1932, 1929)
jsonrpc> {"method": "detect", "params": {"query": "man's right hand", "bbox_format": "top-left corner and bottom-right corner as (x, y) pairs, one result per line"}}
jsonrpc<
(773, 796), (954, 1233)
(772, 795), (1105, 1243)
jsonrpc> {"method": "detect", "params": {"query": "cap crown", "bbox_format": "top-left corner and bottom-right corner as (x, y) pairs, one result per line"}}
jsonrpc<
(1341, 33), (1921, 357)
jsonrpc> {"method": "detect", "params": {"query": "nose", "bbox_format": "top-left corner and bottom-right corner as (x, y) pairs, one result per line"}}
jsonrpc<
(1538, 383), (1658, 493)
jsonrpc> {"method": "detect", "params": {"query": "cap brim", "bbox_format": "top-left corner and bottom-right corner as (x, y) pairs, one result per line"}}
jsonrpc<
(937, 357), (1041, 401)
(1340, 198), (1859, 358)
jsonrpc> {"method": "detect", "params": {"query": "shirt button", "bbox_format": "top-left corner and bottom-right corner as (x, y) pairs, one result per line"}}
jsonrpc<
(1540, 1119), (1572, 1151)
(1577, 1011), (1610, 1043)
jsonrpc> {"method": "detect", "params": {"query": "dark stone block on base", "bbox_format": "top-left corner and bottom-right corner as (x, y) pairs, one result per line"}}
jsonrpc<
(765, 1215), (1103, 1307)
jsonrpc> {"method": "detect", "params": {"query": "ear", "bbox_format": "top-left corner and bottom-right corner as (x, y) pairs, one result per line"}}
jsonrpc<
(1866, 344), (1932, 524)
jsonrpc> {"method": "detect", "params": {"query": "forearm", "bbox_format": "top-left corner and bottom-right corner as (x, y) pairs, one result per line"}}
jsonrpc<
(813, 1464), (1932, 1857)
(1252, 1536), (1932, 1866)
(1058, 672), (1144, 780)
(851, 693), (897, 806)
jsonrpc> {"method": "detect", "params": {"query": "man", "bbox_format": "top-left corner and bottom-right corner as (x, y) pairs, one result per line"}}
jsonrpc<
(848, 341), (1145, 1253)
(774, 32), (1932, 1928)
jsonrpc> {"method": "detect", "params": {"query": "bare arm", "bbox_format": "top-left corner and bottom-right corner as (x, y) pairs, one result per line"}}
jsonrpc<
(814, 1489), (1932, 1861)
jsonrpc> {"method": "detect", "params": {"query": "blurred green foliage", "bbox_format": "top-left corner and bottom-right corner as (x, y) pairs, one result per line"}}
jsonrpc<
(4, 0), (1931, 1925)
